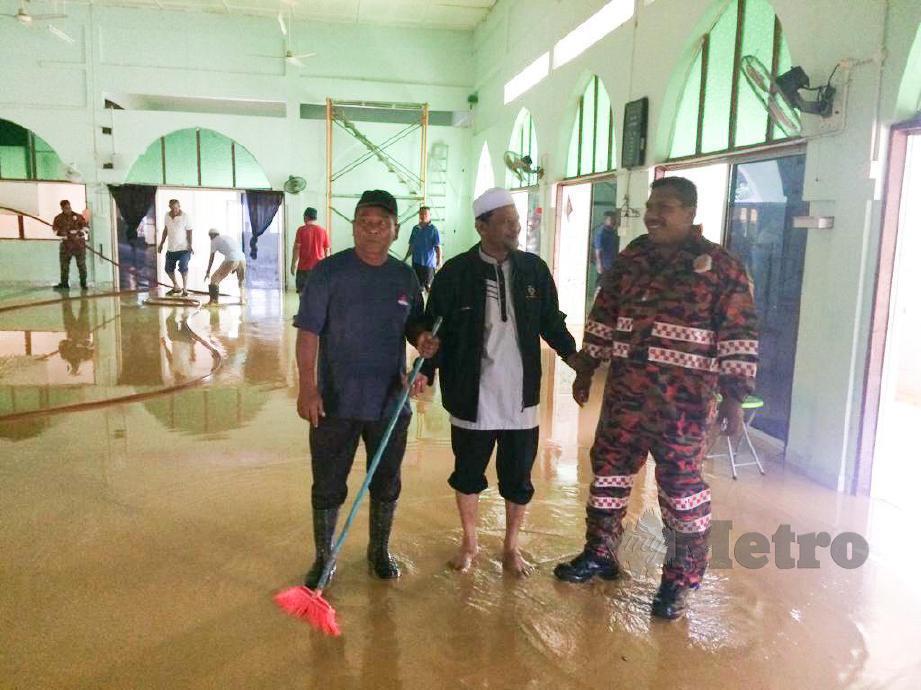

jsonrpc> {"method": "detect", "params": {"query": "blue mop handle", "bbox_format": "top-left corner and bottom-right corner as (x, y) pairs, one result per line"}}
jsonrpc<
(316, 316), (442, 590)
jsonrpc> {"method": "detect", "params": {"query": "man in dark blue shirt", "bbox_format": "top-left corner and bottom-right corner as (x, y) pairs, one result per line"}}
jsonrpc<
(593, 210), (621, 275)
(403, 206), (442, 292)
(294, 189), (438, 587)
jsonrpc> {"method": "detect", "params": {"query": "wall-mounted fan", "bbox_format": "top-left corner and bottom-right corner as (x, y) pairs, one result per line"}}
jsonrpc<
(253, 6), (316, 67)
(283, 175), (307, 194)
(503, 151), (543, 185)
(741, 55), (836, 138)
(1, 0), (74, 43)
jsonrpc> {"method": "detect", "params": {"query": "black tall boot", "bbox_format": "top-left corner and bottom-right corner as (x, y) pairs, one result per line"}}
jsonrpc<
(367, 500), (400, 579)
(651, 580), (691, 620)
(207, 284), (219, 305)
(305, 507), (339, 589)
(554, 510), (621, 583)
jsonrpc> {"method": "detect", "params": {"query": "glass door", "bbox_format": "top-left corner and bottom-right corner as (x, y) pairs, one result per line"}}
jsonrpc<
(871, 133), (921, 510)
(726, 154), (807, 441)
(585, 179), (617, 316)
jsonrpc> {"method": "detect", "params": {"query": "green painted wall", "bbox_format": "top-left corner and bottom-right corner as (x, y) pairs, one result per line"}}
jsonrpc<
(0, 3), (480, 286)
(469, 0), (921, 491)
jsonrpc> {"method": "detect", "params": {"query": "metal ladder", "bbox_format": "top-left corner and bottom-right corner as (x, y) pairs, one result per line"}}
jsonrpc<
(427, 142), (449, 223)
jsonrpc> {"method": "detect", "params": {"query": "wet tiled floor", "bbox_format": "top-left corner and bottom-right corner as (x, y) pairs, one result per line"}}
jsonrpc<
(1, 289), (919, 688)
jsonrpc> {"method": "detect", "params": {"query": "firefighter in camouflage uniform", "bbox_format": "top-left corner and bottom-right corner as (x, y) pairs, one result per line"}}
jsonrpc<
(53, 200), (89, 291)
(554, 176), (759, 620)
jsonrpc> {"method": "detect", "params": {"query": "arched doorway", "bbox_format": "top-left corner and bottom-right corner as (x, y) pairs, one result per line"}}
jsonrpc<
(125, 128), (270, 189)
(0, 118), (87, 284)
(118, 129), (281, 294)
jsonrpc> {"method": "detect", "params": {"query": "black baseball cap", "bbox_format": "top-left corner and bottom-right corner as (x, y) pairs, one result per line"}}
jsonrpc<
(355, 189), (398, 218)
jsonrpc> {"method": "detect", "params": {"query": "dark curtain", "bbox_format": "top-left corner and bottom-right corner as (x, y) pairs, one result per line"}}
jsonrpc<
(108, 184), (156, 242)
(244, 190), (283, 259)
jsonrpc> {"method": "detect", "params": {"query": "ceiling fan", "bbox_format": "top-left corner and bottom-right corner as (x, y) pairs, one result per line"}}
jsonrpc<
(1, 0), (74, 43)
(253, 5), (316, 68)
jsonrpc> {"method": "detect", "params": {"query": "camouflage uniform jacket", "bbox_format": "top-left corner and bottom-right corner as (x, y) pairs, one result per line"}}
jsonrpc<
(53, 211), (87, 252)
(583, 229), (759, 427)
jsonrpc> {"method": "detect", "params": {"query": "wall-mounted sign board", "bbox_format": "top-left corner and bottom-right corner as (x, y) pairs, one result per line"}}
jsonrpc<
(622, 97), (648, 169)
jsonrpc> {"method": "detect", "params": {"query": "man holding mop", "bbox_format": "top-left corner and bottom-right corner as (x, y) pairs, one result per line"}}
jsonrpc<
(294, 189), (438, 588)
(204, 228), (246, 305)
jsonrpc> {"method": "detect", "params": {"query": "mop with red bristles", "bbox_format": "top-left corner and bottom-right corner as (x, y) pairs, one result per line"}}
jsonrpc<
(274, 317), (442, 636)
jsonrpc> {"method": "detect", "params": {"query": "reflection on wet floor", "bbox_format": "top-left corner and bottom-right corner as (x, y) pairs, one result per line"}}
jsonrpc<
(0, 295), (218, 423)
(1, 290), (920, 688)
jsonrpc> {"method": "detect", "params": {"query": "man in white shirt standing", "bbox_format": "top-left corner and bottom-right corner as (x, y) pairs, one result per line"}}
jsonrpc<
(157, 199), (193, 296)
(204, 228), (246, 305)
(421, 187), (582, 576)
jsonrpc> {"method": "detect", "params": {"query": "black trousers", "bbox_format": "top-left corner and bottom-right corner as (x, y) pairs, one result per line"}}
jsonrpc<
(449, 426), (539, 505)
(412, 263), (434, 291)
(60, 245), (87, 285)
(295, 269), (311, 293)
(309, 414), (411, 509)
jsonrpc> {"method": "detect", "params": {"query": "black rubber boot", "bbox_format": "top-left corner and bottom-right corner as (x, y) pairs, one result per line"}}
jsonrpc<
(651, 581), (691, 620)
(367, 500), (400, 579)
(304, 507), (339, 589)
(553, 549), (620, 583)
(208, 284), (219, 305)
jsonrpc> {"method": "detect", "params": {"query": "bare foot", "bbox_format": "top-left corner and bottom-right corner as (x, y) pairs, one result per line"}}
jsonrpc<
(449, 544), (478, 572)
(502, 549), (534, 577)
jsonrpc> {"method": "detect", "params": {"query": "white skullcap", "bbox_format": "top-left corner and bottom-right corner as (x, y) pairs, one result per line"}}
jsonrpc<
(473, 187), (515, 219)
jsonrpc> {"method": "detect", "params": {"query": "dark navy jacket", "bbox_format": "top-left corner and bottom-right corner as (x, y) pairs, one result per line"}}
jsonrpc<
(422, 244), (577, 423)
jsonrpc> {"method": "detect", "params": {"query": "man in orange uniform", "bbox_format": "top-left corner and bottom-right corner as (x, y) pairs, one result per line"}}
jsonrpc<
(554, 177), (759, 620)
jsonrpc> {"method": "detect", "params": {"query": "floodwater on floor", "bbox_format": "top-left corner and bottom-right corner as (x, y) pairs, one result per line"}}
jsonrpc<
(1, 290), (920, 688)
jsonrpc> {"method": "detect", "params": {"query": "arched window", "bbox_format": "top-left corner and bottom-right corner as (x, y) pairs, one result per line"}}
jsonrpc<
(566, 75), (615, 178)
(506, 109), (539, 189)
(126, 128), (270, 189)
(0, 119), (66, 181)
(670, 0), (794, 159)
(474, 142), (495, 198)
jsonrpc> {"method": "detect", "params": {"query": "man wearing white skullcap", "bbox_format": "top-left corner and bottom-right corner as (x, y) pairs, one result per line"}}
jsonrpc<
(420, 187), (583, 576)
(471, 186), (516, 218)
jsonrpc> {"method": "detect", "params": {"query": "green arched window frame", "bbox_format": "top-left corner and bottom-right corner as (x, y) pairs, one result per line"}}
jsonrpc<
(566, 75), (615, 178)
(669, 0), (795, 160)
(506, 109), (539, 189)
(126, 128), (270, 189)
(0, 119), (66, 181)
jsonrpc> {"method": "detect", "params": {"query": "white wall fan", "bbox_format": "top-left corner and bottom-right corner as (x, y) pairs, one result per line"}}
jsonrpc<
(503, 150), (543, 186)
(740, 55), (837, 138)
(253, 5), (316, 68)
(1, 0), (74, 44)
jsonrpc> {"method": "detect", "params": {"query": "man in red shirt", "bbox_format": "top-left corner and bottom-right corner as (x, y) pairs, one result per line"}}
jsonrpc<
(291, 207), (331, 292)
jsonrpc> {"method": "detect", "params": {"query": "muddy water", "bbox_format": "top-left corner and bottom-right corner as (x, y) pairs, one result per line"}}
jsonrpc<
(1, 291), (919, 688)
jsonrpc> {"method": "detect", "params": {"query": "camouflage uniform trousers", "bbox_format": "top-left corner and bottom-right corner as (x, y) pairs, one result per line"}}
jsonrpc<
(60, 245), (87, 286)
(585, 364), (714, 588)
